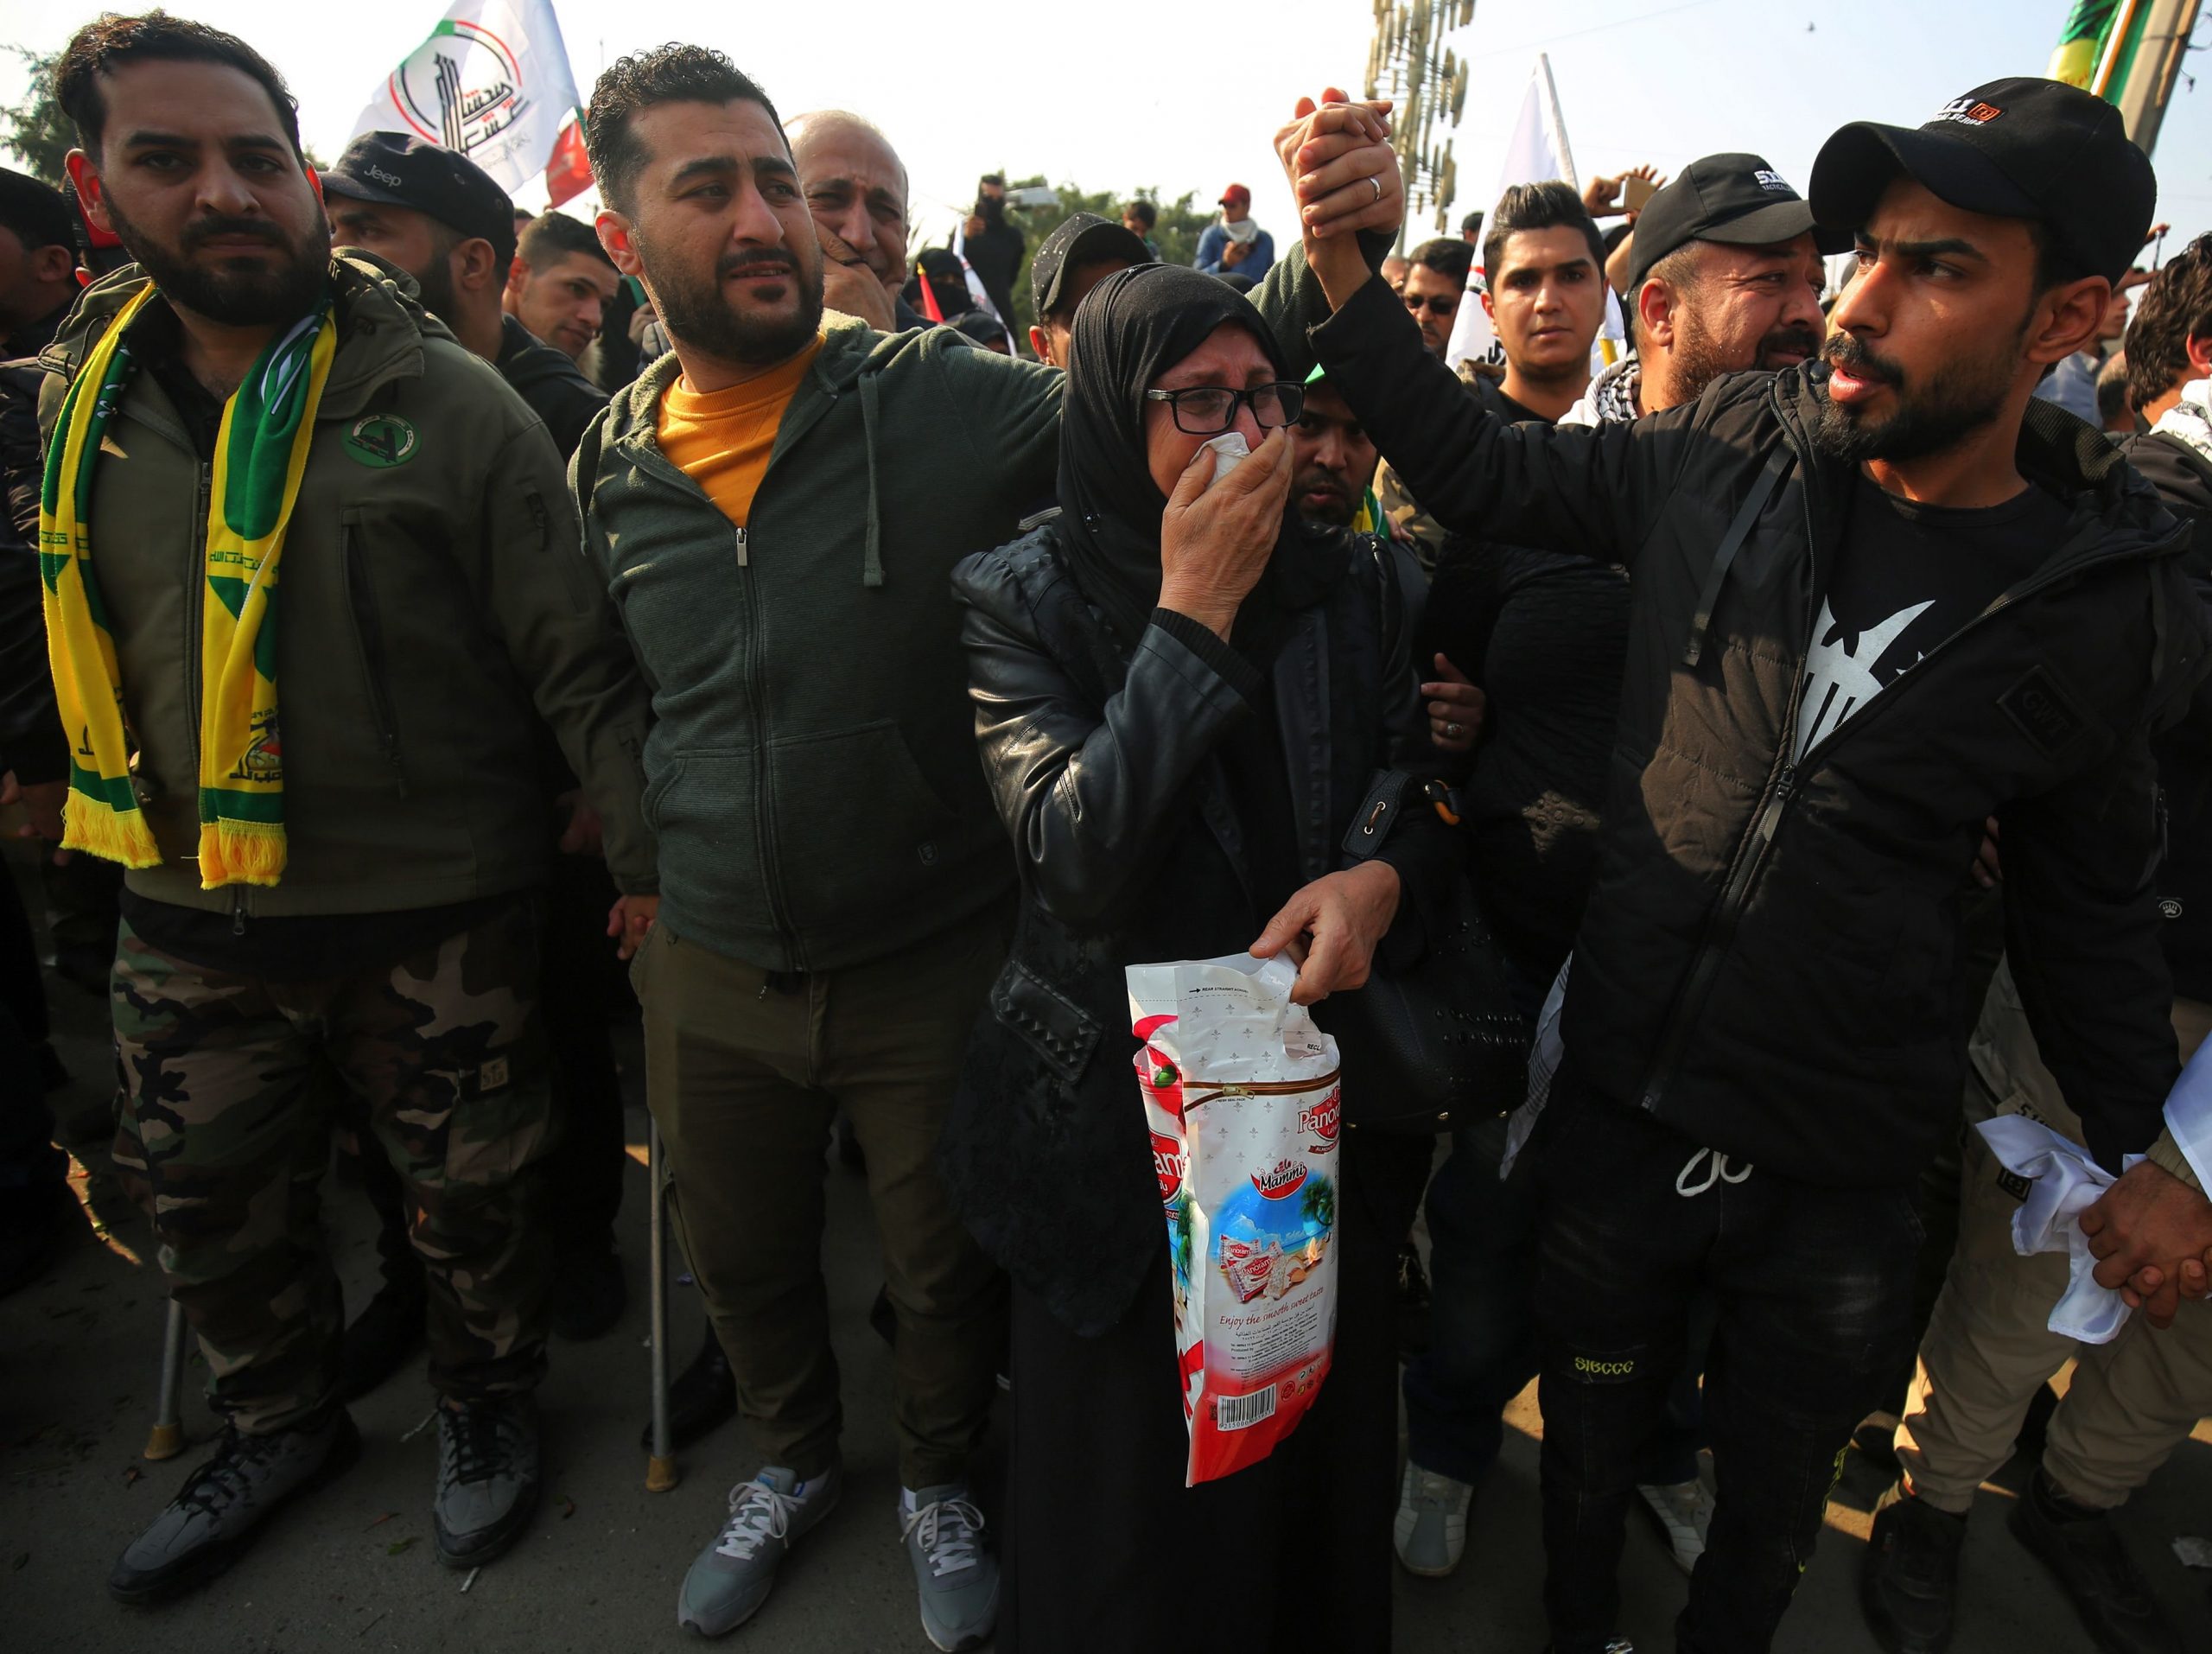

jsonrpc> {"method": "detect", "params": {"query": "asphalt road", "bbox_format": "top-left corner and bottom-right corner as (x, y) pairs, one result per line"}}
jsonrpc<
(4, 853), (2209, 1653)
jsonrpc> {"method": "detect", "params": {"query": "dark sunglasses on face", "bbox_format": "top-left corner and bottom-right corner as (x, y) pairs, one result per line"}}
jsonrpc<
(1404, 291), (1459, 317)
(1144, 381), (1306, 436)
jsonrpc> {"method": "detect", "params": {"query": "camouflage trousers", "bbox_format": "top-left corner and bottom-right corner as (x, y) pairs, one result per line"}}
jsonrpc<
(111, 897), (554, 1435)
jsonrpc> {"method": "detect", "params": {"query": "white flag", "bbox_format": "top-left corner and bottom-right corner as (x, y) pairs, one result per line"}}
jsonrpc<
(351, 0), (585, 200)
(1446, 54), (1624, 376)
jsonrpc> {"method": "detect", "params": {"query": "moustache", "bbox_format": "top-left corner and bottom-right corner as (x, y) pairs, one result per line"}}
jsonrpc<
(1293, 465), (1347, 499)
(1822, 331), (1905, 389)
(183, 217), (284, 253)
(1759, 324), (1822, 361)
(719, 250), (798, 282)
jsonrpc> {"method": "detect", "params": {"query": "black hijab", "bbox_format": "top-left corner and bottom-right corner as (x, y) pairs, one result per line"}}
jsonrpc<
(1054, 264), (1345, 657)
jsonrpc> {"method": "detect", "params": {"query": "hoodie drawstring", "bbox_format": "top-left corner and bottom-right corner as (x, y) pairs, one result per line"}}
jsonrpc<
(859, 370), (886, 589)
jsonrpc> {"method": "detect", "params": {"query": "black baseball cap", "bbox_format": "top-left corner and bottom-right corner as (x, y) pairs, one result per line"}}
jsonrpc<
(1627, 154), (1847, 290)
(323, 132), (518, 270)
(1030, 212), (1154, 321)
(1809, 78), (2154, 284)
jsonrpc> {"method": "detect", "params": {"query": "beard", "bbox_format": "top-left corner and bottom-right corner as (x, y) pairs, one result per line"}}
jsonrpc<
(1669, 306), (1824, 404)
(409, 255), (460, 330)
(1294, 461), (1356, 526)
(1811, 328), (2020, 466)
(643, 232), (825, 368)
(106, 198), (329, 327)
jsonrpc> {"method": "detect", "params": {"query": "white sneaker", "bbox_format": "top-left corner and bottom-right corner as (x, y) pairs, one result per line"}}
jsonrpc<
(1637, 1477), (1713, 1575)
(1393, 1461), (1473, 1577)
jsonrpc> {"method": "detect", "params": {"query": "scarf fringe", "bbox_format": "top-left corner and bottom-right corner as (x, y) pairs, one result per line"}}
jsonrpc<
(62, 792), (161, 870)
(196, 820), (286, 889)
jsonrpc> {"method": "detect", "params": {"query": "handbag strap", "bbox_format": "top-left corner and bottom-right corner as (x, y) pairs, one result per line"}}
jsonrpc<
(1682, 444), (1793, 669)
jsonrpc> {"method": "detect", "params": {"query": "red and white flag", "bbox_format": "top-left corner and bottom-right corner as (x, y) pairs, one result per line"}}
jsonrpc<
(352, 0), (592, 207)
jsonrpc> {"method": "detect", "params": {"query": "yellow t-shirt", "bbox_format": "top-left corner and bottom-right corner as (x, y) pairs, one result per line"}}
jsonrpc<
(654, 334), (825, 529)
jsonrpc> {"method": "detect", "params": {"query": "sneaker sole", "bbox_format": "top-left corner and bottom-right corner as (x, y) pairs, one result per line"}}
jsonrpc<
(677, 1479), (843, 1638)
(109, 1415), (363, 1606)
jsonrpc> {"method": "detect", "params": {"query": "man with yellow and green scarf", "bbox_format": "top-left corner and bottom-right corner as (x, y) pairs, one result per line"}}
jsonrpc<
(36, 14), (656, 1603)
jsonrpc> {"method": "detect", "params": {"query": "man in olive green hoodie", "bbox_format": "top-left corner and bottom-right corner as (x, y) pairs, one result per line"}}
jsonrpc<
(35, 14), (653, 1602)
(573, 45), (1403, 1649)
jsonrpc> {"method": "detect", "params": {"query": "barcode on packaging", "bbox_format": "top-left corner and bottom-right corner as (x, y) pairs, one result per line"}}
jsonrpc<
(1215, 1385), (1279, 1432)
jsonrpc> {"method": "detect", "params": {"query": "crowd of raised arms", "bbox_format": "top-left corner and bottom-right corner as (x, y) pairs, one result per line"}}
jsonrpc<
(6, 11), (2212, 1654)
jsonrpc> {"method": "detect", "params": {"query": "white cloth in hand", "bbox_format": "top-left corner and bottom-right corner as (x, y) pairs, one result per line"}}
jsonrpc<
(1974, 1114), (2143, 1345)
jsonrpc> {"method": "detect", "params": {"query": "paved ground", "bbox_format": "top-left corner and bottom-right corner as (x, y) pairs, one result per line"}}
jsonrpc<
(3, 850), (2209, 1652)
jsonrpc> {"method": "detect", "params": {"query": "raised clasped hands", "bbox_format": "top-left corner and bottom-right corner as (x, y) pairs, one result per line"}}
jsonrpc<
(1274, 88), (1399, 308)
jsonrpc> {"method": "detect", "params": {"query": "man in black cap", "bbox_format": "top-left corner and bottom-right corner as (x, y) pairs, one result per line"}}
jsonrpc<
(323, 132), (629, 1373)
(1286, 76), (2208, 1654)
(1027, 210), (1151, 367)
(324, 134), (606, 458)
(1582, 151), (1839, 421)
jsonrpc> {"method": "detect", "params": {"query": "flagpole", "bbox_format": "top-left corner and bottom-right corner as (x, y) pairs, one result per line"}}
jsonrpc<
(1536, 53), (1578, 192)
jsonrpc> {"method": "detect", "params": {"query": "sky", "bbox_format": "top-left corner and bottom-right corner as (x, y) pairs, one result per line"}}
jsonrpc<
(2, 0), (2208, 267)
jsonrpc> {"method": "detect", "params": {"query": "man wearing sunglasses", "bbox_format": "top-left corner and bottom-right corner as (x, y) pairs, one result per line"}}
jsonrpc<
(1401, 236), (1472, 358)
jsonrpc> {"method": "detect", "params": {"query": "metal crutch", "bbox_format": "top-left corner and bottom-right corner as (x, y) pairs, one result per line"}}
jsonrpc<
(144, 1298), (188, 1460)
(645, 1116), (678, 1492)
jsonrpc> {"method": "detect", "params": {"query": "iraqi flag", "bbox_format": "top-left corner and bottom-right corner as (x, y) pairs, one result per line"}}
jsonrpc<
(352, 0), (593, 207)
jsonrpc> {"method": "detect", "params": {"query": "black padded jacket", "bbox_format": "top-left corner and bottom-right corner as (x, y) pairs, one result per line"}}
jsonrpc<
(1313, 271), (2210, 1184)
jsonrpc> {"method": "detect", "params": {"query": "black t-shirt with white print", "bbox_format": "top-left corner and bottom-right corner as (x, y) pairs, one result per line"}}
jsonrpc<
(1793, 475), (2070, 760)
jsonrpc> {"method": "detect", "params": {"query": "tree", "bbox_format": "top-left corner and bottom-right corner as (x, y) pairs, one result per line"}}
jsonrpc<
(988, 177), (1220, 337)
(1, 47), (70, 187)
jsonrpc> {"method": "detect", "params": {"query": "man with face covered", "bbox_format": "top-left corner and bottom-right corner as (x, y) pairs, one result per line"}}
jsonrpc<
(573, 48), (1402, 1648)
(1288, 80), (2210, 1654)
(35, 12), (654, 1600)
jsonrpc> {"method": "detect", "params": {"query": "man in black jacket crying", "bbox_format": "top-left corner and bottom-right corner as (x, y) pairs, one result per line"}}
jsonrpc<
(1284, 78), (2212, 1654)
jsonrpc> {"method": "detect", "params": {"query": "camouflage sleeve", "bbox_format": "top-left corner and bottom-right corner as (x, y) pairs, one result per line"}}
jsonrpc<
(474, 422), (658, 895)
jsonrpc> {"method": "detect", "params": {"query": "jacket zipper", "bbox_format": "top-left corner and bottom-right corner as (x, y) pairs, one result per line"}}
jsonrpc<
(340, 515), (408, 798)
(734, 520), (801, 967)
(1634, 479), (2166, 1114)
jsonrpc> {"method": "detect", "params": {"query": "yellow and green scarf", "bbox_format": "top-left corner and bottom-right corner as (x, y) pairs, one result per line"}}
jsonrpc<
(39, 283), (338, 887)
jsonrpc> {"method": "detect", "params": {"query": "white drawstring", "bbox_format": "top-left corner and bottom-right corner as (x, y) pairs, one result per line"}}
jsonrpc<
(1675, 1146), (1753, 1198)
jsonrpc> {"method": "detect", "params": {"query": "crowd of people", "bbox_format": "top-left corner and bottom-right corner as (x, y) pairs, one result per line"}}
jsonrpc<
(1, 13), (2209, 1654)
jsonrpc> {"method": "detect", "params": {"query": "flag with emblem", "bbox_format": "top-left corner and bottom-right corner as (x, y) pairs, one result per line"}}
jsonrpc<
(351, 0), (593, 206)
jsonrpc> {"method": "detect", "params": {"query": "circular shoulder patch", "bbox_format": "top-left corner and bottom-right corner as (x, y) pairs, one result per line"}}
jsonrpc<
(345, 413), (420, 468)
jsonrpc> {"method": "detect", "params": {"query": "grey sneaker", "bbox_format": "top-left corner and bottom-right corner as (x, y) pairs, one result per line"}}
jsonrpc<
(901, 1483), (998, 1652)
(432, 1395), (541, 1567)
(1393, 1461), (1473, 1577)
(1637, 1476), (1714, 1576)
(678, 1465), (841, 1638)
(109, 1409), (360, 1603)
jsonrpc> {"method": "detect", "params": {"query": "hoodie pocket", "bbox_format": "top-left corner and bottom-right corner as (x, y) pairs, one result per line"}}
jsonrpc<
(646, 748), (762, 927)
(766, 720), (991, 929)
(340, 507), (407, 798)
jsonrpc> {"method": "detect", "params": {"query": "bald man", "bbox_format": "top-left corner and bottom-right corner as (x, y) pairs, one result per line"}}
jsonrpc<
(787, 109), (919, 331)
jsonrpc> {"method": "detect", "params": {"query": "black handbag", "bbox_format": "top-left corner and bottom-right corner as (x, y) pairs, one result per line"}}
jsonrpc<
(1315, 770), (1533, 1135)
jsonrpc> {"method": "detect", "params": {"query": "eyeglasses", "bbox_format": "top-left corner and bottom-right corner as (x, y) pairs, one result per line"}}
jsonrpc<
(1143, 382), (1305, 436)
(1404, 291), (1459, 317)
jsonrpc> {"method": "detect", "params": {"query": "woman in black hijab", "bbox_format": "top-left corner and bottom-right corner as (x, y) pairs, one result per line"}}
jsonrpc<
(943, 264), (1451, 1651)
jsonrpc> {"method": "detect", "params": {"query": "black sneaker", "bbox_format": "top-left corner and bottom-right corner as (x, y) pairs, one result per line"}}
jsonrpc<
(1860, 1481), (1966, 1654)
(108, 1410), (360, 1603)
(432, 1395), (542, 1568)
(2009, 1469), (2182, 1654)
(640, 1328), (737, 1452)
(339, 1271), (428, 1401)
(549, 1241), (626, 1341)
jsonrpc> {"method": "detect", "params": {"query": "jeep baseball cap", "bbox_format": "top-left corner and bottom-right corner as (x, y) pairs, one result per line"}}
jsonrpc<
(1628, 153), (1847, 289)
(1030, 212), (1154, 320)
(323, 131), (518, 270)
(1808, 78), (2155, 284)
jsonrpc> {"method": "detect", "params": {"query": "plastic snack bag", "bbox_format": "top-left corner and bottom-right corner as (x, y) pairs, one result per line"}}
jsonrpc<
(1128, 952), (1343, 1486)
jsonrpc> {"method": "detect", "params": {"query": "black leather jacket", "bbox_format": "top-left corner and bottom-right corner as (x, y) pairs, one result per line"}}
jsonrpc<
(940, 519), (1452, 1337)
